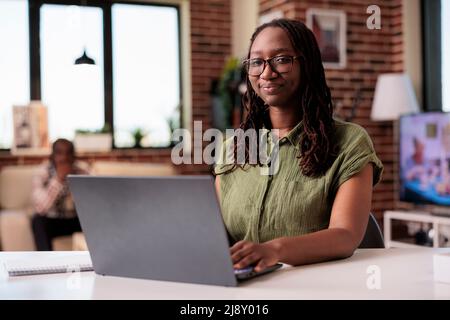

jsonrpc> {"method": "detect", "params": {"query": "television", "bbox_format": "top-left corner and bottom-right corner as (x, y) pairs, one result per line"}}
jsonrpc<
(399, 112), (450, 207)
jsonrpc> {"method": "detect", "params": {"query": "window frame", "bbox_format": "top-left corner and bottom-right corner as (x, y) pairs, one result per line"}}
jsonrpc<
(27, 0), (182, 150)
(0, 0), (30, 151)
(421, 0), (442, 111)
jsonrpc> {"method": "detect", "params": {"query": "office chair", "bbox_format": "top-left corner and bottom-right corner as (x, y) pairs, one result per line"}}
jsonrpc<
(358, 213), (385, 248)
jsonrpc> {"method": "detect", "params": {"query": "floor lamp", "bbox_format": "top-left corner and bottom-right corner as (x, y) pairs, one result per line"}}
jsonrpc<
(370, 73), (420, 232)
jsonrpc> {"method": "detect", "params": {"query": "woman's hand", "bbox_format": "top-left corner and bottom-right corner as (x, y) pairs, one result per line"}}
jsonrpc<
(230, 240), (282, 272)
(56, 163), (73, 182)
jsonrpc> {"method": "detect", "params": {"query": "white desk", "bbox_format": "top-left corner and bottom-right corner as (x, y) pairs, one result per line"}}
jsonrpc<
(1, 248), (449, 300)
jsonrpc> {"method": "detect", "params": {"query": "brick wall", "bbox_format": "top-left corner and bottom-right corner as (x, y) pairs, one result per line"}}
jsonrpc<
(188, 0), (232, 173)
(259, 0), (404, 222)
(0, 0), (232, 175)
(191, 0), (231, 127)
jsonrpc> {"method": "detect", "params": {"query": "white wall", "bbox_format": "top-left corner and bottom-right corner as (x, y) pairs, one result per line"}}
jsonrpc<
(231, 0), (259, 59)
(403, 0), (423, 108)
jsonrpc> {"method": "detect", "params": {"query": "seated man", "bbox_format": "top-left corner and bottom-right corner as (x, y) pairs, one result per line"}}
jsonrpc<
(31, 138), (89, 251)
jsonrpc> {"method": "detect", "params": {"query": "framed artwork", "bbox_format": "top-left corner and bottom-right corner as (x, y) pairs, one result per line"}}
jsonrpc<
(306, 8), (347, 69)
(12, 101), (50, 155)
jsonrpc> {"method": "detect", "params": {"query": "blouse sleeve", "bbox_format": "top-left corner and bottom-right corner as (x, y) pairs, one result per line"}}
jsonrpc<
(334, 126), (384, 191)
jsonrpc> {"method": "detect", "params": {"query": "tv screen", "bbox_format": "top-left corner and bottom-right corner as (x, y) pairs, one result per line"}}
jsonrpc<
(400, 112), (450, 206)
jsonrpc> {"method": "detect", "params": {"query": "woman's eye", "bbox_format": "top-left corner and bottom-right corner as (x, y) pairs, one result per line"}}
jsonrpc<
(249, 59), (263, 67)
(274, 56), (291, 64)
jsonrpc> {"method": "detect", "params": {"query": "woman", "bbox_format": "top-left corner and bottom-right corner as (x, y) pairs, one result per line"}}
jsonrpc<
(214, 19), (383, 272)
(31, 138), (89, 251)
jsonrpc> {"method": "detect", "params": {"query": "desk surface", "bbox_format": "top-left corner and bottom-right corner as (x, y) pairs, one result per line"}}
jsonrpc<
(1, 248), (450, 300)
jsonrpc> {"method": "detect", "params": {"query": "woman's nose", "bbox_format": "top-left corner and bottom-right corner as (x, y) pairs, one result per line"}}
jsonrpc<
(259, 62), (278, 80)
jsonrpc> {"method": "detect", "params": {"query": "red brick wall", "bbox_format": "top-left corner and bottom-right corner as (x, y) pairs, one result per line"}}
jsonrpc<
(191, 0), (231, 128)
(258, 0), (404, 222)
(0, 0), (232, 175)
(188, 0), (232, 173)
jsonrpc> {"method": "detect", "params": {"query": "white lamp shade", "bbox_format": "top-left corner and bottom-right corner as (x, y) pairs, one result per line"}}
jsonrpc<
(371, 73), (420, 121)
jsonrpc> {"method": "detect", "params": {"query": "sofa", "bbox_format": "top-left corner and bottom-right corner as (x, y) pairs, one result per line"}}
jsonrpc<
(0, 161), (176, 251)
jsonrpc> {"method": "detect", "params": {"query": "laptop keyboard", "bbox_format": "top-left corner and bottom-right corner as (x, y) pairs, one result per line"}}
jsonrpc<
(234, 267), (253, 274)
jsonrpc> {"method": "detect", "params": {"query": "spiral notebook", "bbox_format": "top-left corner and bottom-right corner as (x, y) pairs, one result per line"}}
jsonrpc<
(2, 255), (93, 277)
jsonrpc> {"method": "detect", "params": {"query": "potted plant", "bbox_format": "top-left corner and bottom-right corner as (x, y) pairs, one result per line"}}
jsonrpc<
(216, 57), (245, 130)
(74, 124), (112, 153)
(131, 128), (146, 148)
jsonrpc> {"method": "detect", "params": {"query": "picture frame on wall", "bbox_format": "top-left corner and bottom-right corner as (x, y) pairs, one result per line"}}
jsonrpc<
(12, 101), (50, 155)
(306, 8), (347, 69)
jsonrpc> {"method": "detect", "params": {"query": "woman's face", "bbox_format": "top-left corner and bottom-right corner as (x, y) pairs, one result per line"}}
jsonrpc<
(248, 27), (301, 109)
(53, 141), (74, 165)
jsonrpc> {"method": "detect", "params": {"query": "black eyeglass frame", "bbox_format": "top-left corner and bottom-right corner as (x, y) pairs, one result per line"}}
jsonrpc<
(242, 55), (301, 77)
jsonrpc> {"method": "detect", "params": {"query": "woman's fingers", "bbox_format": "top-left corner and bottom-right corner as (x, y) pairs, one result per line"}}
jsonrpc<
(230, 241), (280, 271)
(229, 240), (247, 255)
(254, 259), (267, 273)
(230, 240), (255, 256)
(231, 246), (254, 263)
(231, 242), (255, 262)
(233, 253), (260, 269)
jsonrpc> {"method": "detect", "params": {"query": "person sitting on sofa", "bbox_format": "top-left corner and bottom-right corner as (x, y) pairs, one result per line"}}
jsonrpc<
(31, 138), (89, 251)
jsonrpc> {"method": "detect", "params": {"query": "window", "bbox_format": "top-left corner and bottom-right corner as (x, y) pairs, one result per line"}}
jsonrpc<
(0, 0), (182, 150)
(112, 4), (180, 147)
(40, 4), (104, 141)
(0, 0), (29, 149)
(442, 0), (450, 111)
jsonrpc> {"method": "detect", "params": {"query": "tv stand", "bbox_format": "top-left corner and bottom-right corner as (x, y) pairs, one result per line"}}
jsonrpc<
(383, 210), (450, 248)
(430, 207), (450, 217)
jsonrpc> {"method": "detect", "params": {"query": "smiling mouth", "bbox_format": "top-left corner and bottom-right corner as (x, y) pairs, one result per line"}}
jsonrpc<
(261, 85), (282, 94)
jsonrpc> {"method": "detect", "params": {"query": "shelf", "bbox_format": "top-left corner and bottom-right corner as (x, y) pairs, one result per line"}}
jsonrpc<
(387, 240), (425, 248)
(384, 210), (450, 225)
(384, 210), (450, 248)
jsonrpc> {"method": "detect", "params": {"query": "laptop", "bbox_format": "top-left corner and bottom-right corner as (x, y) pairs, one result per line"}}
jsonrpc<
(67, 175), (281, 287)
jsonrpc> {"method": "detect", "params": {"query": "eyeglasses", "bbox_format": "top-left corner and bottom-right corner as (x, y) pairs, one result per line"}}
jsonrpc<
(243, 55), (300, 77)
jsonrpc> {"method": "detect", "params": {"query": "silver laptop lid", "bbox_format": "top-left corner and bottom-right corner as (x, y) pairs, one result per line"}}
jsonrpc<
(68, 175), (237, 287)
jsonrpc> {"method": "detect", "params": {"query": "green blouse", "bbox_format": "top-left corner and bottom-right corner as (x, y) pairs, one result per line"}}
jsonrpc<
(214, 119), (383, 243)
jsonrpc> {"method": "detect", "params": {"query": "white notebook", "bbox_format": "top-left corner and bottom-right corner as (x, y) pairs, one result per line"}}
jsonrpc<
(2, 255), (93, 277)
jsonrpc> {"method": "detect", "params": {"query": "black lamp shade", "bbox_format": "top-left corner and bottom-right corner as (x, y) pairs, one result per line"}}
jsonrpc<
(75, 50), (95, 65)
